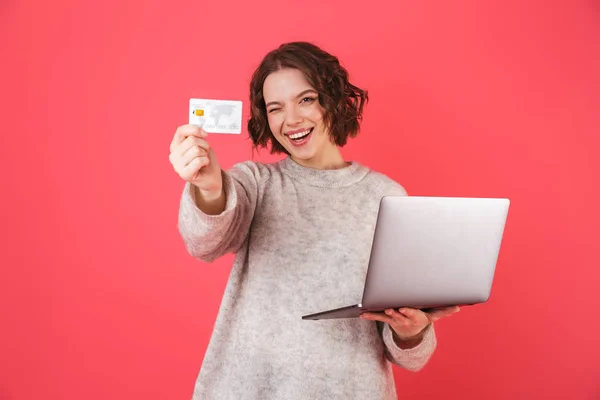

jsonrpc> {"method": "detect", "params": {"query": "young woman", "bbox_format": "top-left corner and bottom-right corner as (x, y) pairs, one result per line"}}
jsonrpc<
(169, 42), (459, 399)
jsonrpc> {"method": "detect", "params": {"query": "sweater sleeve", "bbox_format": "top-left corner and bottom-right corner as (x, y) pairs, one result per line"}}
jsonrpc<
(177, 161), (260, 262)
(377, 321), (437, 372)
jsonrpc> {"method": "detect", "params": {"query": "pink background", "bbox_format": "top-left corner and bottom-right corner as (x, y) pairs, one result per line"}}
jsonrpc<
(2, 0), (599, 399)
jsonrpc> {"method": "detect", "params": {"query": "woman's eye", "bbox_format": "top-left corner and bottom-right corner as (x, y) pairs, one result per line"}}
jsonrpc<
(301, 97), (316, 104)
(268, 108), (280, 114)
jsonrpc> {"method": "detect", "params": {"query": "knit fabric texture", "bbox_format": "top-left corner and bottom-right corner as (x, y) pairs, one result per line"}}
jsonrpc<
(178, 157), (437, 400)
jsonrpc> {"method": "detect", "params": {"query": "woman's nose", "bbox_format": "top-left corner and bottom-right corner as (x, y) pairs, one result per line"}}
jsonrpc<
(284, 107), (303, 126)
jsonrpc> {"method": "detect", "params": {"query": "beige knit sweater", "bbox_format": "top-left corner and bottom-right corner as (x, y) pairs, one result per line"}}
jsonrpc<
(178, 156), (437, 400)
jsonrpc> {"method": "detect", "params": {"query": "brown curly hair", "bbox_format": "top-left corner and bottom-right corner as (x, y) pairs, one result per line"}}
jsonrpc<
(247, 42), (369, 155)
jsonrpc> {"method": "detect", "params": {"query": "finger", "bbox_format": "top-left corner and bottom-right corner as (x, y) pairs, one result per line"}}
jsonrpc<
(434, 306), (460, 316)
(177, 124), (208, 140)
(182, 153), (211, 173)
(427, 306), (460, 322)
(171, 125), (208, 152)
(177, 136), (211, 158)
(385, 308), (411, 323)
(180, 143), (208, 167)
(178, 156), (210, 181)
(439, 306), (460, 314)
(398, 307), (414, 318)
(360, 312), (393, 325)
(169, 141), (206, 169)
(397, 307), (426, 322)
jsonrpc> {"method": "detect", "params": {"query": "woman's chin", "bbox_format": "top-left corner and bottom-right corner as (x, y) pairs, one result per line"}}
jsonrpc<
(289, 148), (316, 162)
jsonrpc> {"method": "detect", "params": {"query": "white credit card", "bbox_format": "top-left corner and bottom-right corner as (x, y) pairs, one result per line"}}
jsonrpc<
(189, 98), (243, 134)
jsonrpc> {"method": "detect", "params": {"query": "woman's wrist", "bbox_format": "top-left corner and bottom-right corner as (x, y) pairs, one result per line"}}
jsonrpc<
(392, 324), (430, 349)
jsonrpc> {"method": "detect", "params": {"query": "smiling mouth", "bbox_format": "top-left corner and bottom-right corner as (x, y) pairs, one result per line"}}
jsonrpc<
(286, 128), (313, 142)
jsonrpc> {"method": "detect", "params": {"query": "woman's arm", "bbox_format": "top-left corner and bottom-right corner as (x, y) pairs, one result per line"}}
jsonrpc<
(177, 161), (262, 262)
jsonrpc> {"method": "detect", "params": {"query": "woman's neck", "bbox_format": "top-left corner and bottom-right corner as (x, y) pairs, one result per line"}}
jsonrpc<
(291, 145), (348, 170)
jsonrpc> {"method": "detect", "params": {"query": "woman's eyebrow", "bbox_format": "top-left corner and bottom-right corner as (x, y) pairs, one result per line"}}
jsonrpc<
(265, 89), (318, 108)
(295, 89), (318, 98)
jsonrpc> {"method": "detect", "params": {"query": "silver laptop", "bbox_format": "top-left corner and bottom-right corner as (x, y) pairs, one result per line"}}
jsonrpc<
(302, 196), (510, 320)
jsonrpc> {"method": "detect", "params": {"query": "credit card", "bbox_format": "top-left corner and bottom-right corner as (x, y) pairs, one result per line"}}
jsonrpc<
(189, 98), (243, 134)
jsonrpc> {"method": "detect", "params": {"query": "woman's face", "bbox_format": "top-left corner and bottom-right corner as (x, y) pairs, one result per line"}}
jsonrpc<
(263, 68), (339, 168)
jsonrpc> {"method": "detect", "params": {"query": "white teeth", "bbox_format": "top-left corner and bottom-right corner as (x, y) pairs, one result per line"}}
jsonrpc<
(289, 129), (311, 139)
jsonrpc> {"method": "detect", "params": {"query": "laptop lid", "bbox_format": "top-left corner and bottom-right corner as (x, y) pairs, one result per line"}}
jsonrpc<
(359, 196), (510, 311)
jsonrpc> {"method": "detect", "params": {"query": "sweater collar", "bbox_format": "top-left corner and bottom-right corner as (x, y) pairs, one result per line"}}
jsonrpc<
(279, 156), (369, 188)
